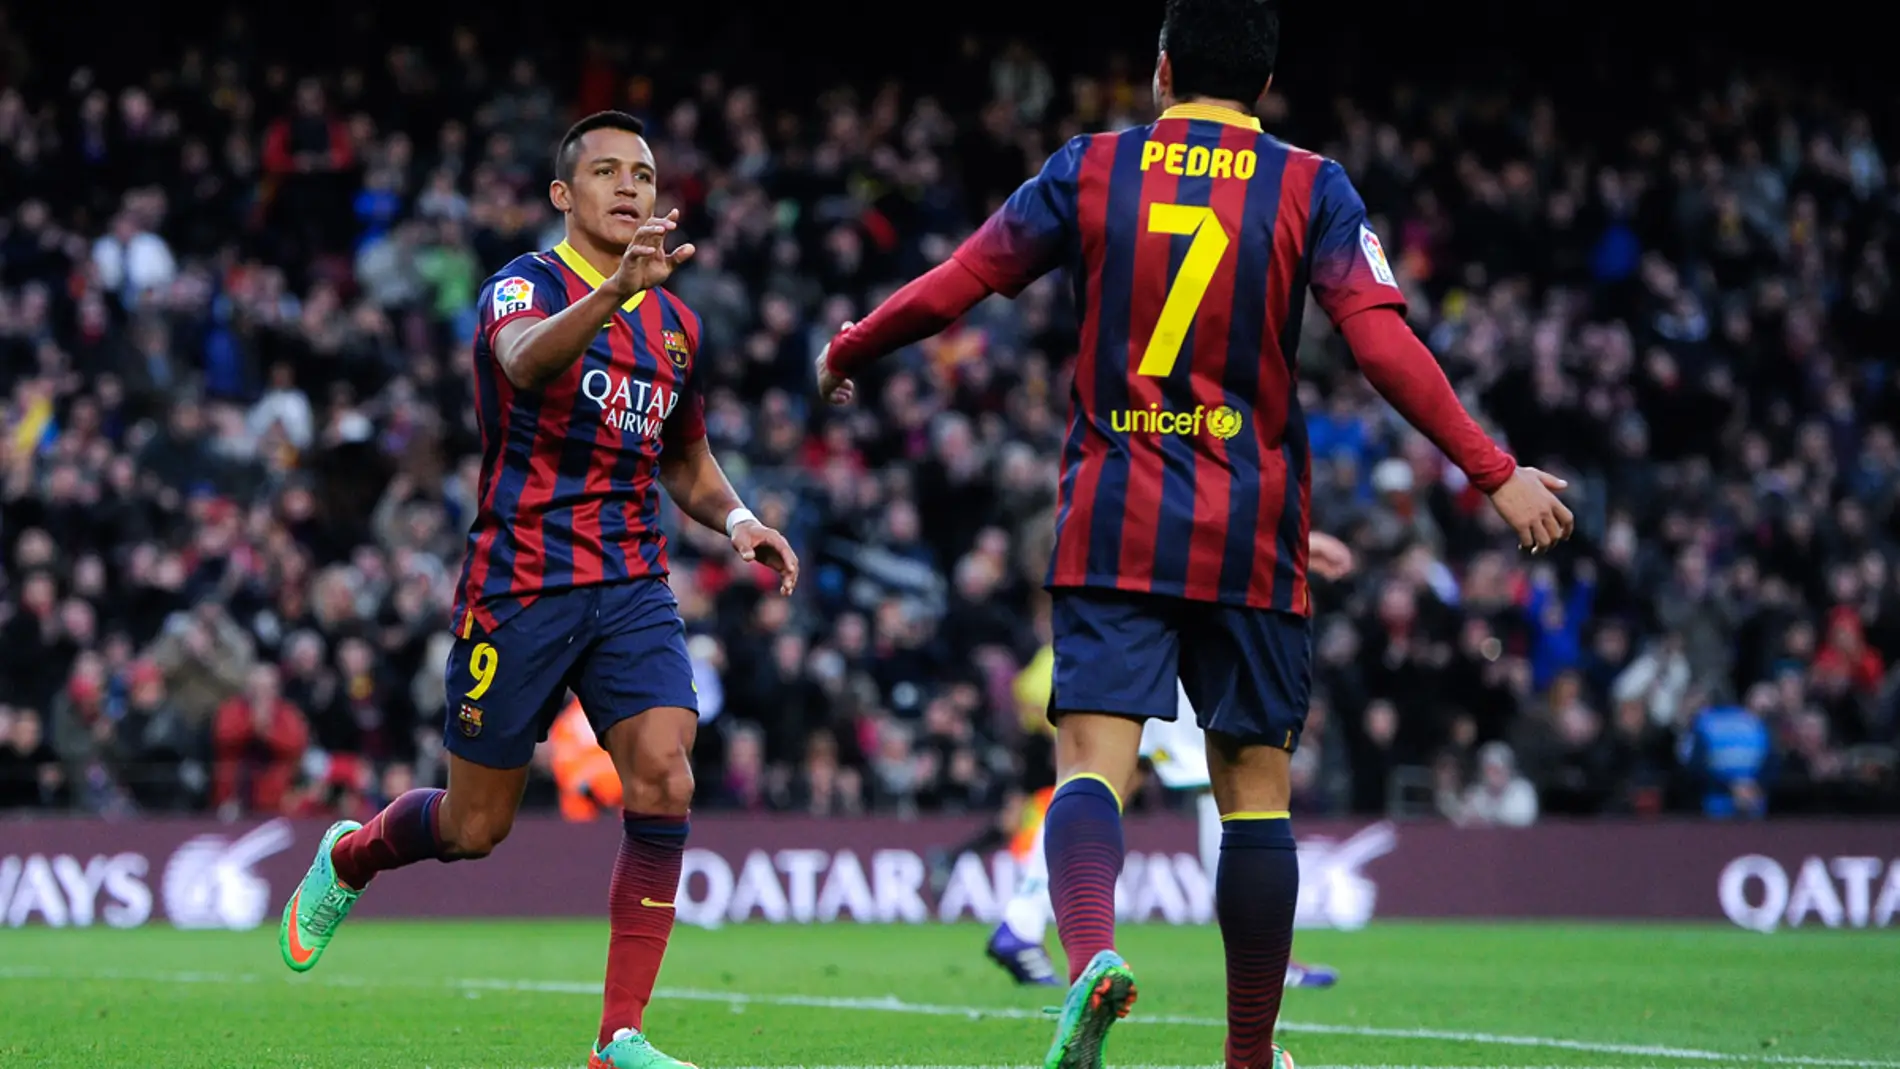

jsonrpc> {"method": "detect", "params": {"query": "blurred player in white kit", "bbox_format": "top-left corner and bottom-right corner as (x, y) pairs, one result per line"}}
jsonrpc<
(985, 532), (1355, 988)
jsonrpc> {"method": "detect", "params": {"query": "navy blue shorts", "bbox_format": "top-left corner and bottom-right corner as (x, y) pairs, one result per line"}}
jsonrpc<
(443, 579), (698, 769)
(1049, 588), (1313, 752)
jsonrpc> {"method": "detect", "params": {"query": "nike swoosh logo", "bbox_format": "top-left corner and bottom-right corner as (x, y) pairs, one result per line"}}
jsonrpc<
(284, 889), (316, 965)
(640, 897), (674, 909)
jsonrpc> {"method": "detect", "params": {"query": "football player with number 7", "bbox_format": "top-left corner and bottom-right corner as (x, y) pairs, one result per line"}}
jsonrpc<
(817, 4), (1571, 1067)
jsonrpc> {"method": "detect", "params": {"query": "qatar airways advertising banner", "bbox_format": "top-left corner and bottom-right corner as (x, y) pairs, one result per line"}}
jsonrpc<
(0, 816), (1895, 933)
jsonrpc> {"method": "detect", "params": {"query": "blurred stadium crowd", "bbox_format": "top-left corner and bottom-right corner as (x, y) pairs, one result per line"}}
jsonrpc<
(1, 7), (1897, 823)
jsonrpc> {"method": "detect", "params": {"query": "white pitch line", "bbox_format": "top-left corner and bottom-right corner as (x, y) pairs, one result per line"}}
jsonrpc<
(3, 966), (1893, 1069)
(481, 981), (1898, 1069)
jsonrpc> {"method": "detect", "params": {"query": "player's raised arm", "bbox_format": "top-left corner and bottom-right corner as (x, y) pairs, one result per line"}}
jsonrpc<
(1306, 161), (1573, 553)
(817, 136), (1089, 403)
(493, 214), (692, 391)
(814, 256), (993, 403)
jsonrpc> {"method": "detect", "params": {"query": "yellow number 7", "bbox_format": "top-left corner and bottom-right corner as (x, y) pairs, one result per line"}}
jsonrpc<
(465, 641), (499, 700)
(1137, 203), (1231, 378)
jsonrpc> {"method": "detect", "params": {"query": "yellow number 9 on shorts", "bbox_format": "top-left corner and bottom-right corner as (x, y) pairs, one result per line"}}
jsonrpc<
(465, 641), (500, 700)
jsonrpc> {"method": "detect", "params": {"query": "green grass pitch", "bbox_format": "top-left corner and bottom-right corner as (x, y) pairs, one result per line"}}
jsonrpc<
(1, 921), (1894, 1068)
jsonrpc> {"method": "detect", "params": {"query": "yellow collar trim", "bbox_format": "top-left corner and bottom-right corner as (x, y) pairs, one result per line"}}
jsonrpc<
(1160, 103), (1263, 132)
(552, 241), (647, 313)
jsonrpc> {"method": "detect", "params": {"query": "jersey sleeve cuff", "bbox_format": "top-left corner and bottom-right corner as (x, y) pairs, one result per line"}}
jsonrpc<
(822, 336), (861, 378)
(1470, 456), (1518, 495)
(483, 308), (549, 349)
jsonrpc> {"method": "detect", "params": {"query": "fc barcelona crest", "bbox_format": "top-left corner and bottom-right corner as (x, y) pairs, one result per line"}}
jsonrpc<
(458, 702), (484, 737)
(661, 329), (692, 368)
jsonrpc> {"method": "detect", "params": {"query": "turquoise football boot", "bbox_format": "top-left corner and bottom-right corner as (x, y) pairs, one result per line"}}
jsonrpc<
(1042, 949), (1138, 1069)
(590, 1027), (697, 1069)
(278, 820), (362, 972)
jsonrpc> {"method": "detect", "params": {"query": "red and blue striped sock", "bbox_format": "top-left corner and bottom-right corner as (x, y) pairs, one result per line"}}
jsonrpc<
(330, 788), (447, 890)
(1044, 774), (1124, 983)
(600, 811), (689, 1046)
(1217, 813), (1298, 1069)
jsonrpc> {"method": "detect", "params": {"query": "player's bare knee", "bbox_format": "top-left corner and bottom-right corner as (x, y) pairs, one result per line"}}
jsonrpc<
(604, 707), (699, 814)
(1053, 711), (1144, 785)
(1206, 731), (1292, 814)
(623, 752), (694, 814)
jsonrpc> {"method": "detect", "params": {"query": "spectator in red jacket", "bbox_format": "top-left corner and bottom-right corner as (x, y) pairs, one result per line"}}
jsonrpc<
(213, 664), (310, 816)
(1815, 607), (1885, 697)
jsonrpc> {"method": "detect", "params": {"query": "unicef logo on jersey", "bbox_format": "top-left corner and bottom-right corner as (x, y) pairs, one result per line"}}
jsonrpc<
(1206, 406), (1243, 439)
(1110, 403), (1244, 439)
(582, 369), (681, 440)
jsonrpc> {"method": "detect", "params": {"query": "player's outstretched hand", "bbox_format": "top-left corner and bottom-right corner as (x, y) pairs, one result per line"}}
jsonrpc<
(732, 518), (800, 596)
(1487, 466), (1574, 555)
(815, 323), (856, 406)
(608, 209), (697, 298)
(1308, 530), (1356, 580)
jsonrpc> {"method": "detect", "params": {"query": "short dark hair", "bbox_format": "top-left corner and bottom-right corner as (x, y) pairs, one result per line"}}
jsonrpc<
(554, 110), (647, 182)
(1159, 0), (1280, 105)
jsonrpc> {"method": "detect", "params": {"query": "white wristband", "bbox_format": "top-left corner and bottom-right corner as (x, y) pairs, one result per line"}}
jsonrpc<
(724, 507), (758, 539)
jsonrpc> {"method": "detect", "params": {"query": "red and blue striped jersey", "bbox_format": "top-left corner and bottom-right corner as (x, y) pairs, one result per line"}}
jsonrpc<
(452, 242), (708, 638)
(955, 103), (1407, 616)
